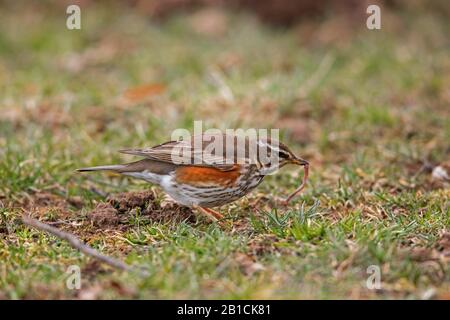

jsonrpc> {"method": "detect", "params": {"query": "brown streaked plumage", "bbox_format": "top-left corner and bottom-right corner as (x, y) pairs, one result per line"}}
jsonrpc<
(77, 134), (309, 222)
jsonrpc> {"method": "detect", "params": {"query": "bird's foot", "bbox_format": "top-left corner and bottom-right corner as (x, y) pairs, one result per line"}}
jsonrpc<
(195, 206), (229, 228)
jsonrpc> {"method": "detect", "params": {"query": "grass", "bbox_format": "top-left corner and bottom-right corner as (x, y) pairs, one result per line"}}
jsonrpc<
(0, 2), (449, 299)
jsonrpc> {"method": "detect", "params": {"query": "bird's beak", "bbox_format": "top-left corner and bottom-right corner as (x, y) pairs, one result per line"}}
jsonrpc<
(291, 157), (309, 166)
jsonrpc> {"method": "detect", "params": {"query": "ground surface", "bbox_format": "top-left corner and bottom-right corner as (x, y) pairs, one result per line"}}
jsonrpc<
(0, 3), (449, 299)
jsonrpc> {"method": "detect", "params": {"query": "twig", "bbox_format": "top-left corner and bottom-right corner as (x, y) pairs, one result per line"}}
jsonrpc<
(21, 214), (149, 277)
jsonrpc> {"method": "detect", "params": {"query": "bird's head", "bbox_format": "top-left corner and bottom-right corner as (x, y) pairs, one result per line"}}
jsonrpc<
(257, 139), (309, 176)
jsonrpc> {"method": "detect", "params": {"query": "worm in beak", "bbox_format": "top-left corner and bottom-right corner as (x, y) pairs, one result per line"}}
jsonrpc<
(284, 157), (309, 204)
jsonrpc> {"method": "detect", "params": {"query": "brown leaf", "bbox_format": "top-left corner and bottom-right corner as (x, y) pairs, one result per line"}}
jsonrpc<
(123, 83), (165, 102)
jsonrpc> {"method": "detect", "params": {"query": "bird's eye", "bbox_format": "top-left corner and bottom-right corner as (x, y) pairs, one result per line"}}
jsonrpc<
(278, 151), (289, 159)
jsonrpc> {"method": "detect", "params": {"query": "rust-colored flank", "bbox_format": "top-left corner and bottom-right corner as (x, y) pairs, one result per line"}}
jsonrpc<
(175, 165), (241, 187)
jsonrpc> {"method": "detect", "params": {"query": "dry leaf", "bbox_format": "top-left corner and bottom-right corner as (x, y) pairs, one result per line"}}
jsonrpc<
(124, 83), (166, 102)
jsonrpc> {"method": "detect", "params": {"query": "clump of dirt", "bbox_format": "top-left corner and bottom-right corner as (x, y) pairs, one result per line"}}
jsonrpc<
(150, 199), (197, 224)
(87, 191), (196, 229)
(107, 191), (157, 213)
(88, 203), (120, 229)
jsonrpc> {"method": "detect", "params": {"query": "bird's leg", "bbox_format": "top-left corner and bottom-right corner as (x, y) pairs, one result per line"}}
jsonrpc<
(202, 207), (224, 220)
(194, 206), (225, 223)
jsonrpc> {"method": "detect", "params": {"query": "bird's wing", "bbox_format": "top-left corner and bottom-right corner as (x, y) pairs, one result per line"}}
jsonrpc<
(119, 135), (247, 171)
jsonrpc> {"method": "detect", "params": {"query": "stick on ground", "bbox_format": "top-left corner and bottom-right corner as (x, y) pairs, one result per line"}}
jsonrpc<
(21, 214), (149, 277)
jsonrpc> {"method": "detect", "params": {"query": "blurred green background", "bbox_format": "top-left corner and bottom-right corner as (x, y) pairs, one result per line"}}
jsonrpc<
(0, 0), (448, 299)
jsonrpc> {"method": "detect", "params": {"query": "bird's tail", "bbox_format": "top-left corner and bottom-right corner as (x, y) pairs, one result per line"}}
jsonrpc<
(76, 164), (125, 172)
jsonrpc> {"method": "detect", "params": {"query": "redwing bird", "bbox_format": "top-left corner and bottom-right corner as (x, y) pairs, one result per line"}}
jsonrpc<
(77, 134), (309, 221)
